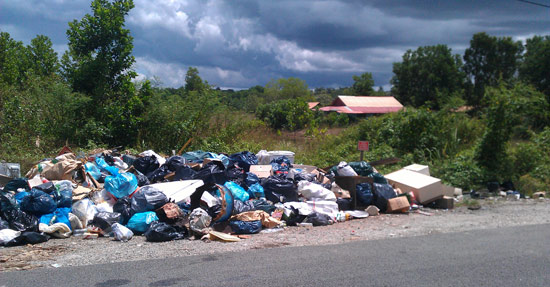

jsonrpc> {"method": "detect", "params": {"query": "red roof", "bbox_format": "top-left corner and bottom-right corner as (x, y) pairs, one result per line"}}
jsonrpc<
(308, 102), (320, 109)
(320, 95), (403, 114)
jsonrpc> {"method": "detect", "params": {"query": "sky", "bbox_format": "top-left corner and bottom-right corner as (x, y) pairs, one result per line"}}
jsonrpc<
(1, 0), (550, 90)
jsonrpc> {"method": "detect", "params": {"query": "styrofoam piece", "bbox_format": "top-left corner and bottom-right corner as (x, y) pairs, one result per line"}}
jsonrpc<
(384, 169), (443, 204)
(403, 164), (430, 176)
(149, 180), (204, 204)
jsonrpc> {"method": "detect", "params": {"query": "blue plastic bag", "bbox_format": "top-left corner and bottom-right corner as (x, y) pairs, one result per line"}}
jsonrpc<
(245, 172), (260, 186)
(356, 183), (374, 206)
(229, 220), (262, 234)
(105, 172), (138, 199)
(95, 157), (120, 176)
(224, 181), (249, 202)
(248, 183), (265, 199)
(85, 162), (102, 180)
(39, 207), (72, 230)
(53, 180), (73, 208)
(271, 156), (291, 173)
(20, 190), (57, 216)
(14, 191), (30, 204)
(126, 211), (158, 234)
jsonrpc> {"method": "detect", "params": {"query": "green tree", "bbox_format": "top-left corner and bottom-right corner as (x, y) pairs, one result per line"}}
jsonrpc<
(463, 32), (523, 109)
(264, 77), (311, 102)
(352, 72), (374, 96)
(184, 67), (207, 92)
(0, 32), (27, 86)
(27, 35), (59, 77)
(391, 44), (464, 109)
(520, 35), (550, 101)
(61, 0), (151, 146)
(62, 0), (136, 101)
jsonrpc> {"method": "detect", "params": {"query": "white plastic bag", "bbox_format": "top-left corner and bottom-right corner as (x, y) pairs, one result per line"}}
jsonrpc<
(92, 189), (117, 206)
(72, 199), (98, 226)
(139, 150), (166, 166)
(297, 181), (337, 201)
(112, 223), (133, 242)
(0, 229), (20, 244)
(69, 212), (83, 230)
(39, 223), (71, 238)
(337, 161), (357, 176)
(112, 157), (128, 170)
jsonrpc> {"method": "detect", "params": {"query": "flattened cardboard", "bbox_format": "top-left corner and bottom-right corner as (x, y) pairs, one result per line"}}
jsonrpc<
(387, 196), (410, 213)
(249, 165), (273, 178)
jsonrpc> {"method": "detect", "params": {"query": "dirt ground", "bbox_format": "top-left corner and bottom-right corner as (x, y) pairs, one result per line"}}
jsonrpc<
(2, 198), (549, 272)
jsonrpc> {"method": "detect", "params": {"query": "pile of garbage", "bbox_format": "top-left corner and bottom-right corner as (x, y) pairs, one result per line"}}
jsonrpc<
(0, 149), (453, 246)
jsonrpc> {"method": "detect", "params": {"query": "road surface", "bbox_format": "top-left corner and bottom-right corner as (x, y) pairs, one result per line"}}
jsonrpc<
(3, 223), (549, 286)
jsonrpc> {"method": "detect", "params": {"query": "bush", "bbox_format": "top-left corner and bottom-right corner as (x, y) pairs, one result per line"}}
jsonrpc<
(517, 174), (547, 197)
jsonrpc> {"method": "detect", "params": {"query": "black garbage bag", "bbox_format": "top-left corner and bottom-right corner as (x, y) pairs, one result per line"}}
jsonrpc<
(336, 198), (352, 211)
(252, 198), (276, 214)
(193, 162), (227, 185)
(0, 218), (10, 230)
(2, 208), (39, 232)
(306, 212), (332, 226)
(147, 165), (171, 183)
(245, 172), (260, 186)
(144, 221), (188, 242)
(174, 165), (198, 181)
(133, 156), (159, 175)
(368, 172), (388, 184)
(348, 161), (374, 176)
(130, 186), (169, 214)
(207, 204), (222, 219)
(262, 175), (298, 203)
(165, 156), (186, 171)
(225, 165), (245, 186)
(33, 182), (56, 194)
(232, 200), (256, 215)
(103, 153), (116, 166)
(4, 232), (49, 246)
(113, 196), (134, 225)
(0, 193), (17, 214)
(133, 170), (151, 187)
(285, 207), (307, 226)
(229, 220), (262, 234)
(356, 183), (374, 206)
(372, 183), (397, 213)
(4, 178), (29, 193)
(122, 154), (136, 167)
(20, 190), (57, 216)
(229, 151), (258, 172)
(91, 212), (121, 235)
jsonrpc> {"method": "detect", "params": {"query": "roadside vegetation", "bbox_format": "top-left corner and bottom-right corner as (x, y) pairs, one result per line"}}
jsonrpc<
(1, 0), (549, 194)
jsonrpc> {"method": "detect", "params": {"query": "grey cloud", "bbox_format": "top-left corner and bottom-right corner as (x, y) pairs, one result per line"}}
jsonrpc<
(2, 0), (550, 89)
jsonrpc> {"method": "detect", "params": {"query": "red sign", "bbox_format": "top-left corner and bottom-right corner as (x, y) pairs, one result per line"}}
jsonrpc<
(358, 141), (369, 151)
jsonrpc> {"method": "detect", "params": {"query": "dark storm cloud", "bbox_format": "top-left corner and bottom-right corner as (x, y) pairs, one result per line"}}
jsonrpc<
(1, 0), (549, 89)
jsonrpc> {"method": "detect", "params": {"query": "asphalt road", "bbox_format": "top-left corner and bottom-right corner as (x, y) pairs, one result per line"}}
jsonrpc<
(3, 224), (550, 287)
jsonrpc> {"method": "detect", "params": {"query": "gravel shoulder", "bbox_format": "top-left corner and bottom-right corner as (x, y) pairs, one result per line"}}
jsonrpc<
(2, 198), (549, 271)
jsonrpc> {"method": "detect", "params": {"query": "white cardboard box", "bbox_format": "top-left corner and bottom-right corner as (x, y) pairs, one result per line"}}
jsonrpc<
(385, 169), (443, 204)
(403, 164), (430, 176)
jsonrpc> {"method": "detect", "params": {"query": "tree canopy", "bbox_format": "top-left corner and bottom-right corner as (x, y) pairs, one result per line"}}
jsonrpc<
(391, 44), (465, 109)
(520, 35), (550, 101)
(352, 72), (374, 96)
(463, 32), (523, 109)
